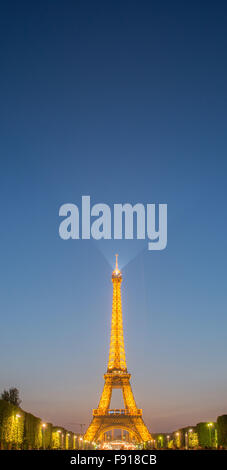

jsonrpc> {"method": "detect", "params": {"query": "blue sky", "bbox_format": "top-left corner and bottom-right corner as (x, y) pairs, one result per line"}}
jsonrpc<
(0, 0), (227, 433)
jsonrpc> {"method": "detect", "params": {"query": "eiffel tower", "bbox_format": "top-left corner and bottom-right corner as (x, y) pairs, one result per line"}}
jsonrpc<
(84, 255), (152, 444)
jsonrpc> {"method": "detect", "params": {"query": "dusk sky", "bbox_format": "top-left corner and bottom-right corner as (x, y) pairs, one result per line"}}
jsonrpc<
(1, 0), (227, 433)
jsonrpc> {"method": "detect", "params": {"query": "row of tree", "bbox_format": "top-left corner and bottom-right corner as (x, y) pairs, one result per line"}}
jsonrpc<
(150, 416), (227, 449)
(0, 397), (94, 450)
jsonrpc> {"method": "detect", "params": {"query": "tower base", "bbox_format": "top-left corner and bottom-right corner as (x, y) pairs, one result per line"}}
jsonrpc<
(84, 411), (152, 443)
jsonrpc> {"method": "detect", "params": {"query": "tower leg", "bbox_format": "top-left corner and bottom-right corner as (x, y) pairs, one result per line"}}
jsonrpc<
(97, 380), (112, 411)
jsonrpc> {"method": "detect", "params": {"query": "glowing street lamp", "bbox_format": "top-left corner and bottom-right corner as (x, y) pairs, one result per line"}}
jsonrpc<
(16, 414), (21, 449)
(57, 430), (63, 449)
(185, 432), (188, 450)
(42, 423), (46, 450)
(158, 436), (162, 448)
(208, 423), (213, 448)
(79, 436), (83, 449)
(175, 432), (180, 448)
(188, 429), (193, 449)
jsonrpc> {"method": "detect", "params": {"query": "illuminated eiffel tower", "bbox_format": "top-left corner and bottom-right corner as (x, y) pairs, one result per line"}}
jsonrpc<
(84, 255), (152, 444)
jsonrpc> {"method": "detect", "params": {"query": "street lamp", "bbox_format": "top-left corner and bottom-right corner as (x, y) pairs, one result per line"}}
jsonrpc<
(74, 434), (78, 449)
(188, 429), (193, 449)
(185, 432), (188, 450)
(167, 435), (170, 448)
(57, 430), (63, 449)
(42, 423), (46, 450)
(16, 414), (21, 449)
(208, 423), (213, 448)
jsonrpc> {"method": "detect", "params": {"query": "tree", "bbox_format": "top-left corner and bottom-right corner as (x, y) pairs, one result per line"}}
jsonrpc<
(217, 415), (227, 448)
(1, 388), (21, 407)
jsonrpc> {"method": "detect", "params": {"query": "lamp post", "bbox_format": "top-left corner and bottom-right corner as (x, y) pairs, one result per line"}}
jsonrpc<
(67, 433), (70, 450)
(42, 423), (46, 450)
(74, 434), (79, 450)
(188, 429), (193, 449)
(185, 432), (188, 450)
(57, 430), (62, 449)
(166, 435), (170, 448)
(16, 414), (21, 449)
(208, 423), (213, 448)
(175, 432), (180, 448)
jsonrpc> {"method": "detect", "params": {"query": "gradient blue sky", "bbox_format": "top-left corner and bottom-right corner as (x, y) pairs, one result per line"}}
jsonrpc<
(0, 0), (227, 433)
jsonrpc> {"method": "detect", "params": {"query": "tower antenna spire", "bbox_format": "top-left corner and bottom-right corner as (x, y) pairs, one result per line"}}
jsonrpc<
(115, 254), (119, 271)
